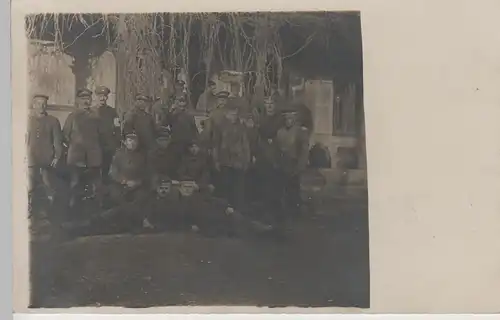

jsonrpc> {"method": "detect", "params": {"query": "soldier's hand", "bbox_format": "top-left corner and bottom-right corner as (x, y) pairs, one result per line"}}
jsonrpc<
(50, 158), (59, 167)
(267, 139), (273, 144)
(126, 180), (137, 188)
(208, 184), (215, 193)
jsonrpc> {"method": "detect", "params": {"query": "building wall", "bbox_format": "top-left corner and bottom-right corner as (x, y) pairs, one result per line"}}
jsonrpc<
(303, 80), (359, 169)
(28, 40), (117, 108)
(28, 41), (75, 106)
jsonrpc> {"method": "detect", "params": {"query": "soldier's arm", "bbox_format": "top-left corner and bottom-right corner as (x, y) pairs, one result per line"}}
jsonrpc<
(51, 118), (64, 160)
(122, 111), (135, 136)
(109, 151), (124, 183)
(190, 115), (199, 138)
(241, 130), (251, 169)
(62, 113), (74, 146)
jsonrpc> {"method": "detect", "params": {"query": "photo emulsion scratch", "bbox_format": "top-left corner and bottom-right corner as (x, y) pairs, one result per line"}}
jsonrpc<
(24, 12), (369, 309)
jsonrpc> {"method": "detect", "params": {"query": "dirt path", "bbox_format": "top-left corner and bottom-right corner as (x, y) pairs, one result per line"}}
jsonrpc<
(30, 201), (369, 309)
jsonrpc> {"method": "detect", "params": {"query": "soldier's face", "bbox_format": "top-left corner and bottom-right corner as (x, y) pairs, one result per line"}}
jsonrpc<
(265, 102), (275, 114)
(97, 94), (108, 106)
(136, 100), (147, 110)
(125, 137), (139, 150)
(79, 96), (92, 108)
(284, 113), (296, 127)
(177, 99), (187, 110)
(156, 183), (171, 197)
(189, 144), (200, 155)
(32, 97), (47, 114)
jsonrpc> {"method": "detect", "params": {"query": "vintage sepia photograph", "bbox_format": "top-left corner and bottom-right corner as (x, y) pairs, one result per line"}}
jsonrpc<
(24, 11), (368, 309)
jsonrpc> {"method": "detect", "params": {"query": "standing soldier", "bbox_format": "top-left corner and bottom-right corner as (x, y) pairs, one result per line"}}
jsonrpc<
(166, 95), (199, 172)
(195, 80), (218, 113)
(27, 94), (63, 214)
(212, 105), (251, 210)
(255, 96), (284, 209)
(274, 102), (310, 228)
(63, 88), (105, 208)
(122, 94), (157, 152)
(203, 90), (230, 147)
(93, 86), (120, 183)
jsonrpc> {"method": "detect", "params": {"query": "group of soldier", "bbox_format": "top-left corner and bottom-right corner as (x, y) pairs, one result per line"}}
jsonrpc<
(27, 79), (312, 237)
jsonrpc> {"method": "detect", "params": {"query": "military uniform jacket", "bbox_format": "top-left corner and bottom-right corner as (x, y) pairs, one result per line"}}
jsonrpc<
(122, 109), (157, 150)
(147, 145), (178, 181)
(178, 151), (211, 186)
(94, 105), (120, 153)
(203, 106), (227, 147)
(151, 101), (170, 127)
(275, 125), (310, 175)
(213, 120), (251, 170)
(63, 108), (104, 167)
(109, 147), (148, 184)
(27, 113), (63, 167)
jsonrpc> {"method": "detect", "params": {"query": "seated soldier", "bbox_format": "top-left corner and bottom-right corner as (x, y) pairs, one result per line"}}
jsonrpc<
(90, 176), (182, 234)
(148, 126), (178, 184)
(177, 140), (214, 194)
(106, 132), (149, 208)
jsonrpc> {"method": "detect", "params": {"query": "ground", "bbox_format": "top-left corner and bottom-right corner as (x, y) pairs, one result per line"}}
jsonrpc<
(29, 198), (369, 309)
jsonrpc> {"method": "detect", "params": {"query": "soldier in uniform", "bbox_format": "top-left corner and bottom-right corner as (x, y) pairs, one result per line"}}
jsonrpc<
(151, 95), (170, 128)
(240, 111), (259, 202)
(27, 94), (64, 214)
(63, 88), (105, 208)
(195, 80), (217, 112)
(165, 95), (199, 172)
(255, 95), (284, 209)
(122, 94), (157, 152)
(212, 104), (251, 210)
(148, 127), (178, 184)
(275, 102), (310, 227)
(93, 86), (121, 183)
(177, 140), (213, 194)
(203, 90), (230, 148)
(107, 132), (149, 208)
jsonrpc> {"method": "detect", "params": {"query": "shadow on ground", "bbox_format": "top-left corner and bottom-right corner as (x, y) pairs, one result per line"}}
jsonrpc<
(30, 199), (369, 309)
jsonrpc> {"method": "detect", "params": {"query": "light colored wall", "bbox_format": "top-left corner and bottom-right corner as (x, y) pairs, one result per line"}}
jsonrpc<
(88, 51), (117, 108)
(303, 79), (359, 169)
(28, 41), (75, 106)
(28, 41), (117, 109)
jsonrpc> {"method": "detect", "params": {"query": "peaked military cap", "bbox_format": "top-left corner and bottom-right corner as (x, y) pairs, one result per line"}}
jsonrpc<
(175, 79), (186, 85)
(32, 93), (49, 100)
(158, 175), (172, 185)
(76, 88), (92, 98)
(135, 93), (151, 102)
(216, 91), (230, 98)
(124, 132), (139, 139)
(95, 86), (111, 95)
(281, 102), (300, 114)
